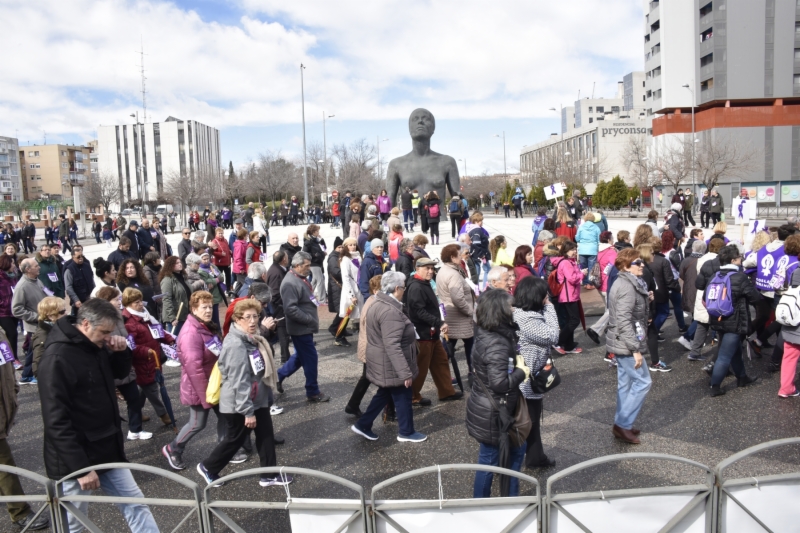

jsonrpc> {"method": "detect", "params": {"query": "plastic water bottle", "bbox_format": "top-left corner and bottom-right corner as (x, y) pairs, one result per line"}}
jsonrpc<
(508, 357), (514, 374)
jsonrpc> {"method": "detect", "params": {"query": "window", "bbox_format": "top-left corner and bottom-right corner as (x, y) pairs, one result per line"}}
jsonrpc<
(0, 154), (7, 162)
(29, 164), (34, 169)
(589, 118), (593, 123)
(61, 162), (68, 168)
(61, 150), (67, 157)
(795, 48), (800, 61)
(611, 106), (620, 113)
(700, 2), (712, 17)
(701, 53), (714, 66)
(701, 28), (713, 41)
(794, 74), (800, 88)
(28, 152), (34, 157)
(35, 164), (40, 169)
(701, 78), (715, 91)
(34, 151), (39, 157)
(645, 34), (651, 43)
(588, 106), (593, 112)
(596, 106), (604, 113)
(651, 20), (660, 32)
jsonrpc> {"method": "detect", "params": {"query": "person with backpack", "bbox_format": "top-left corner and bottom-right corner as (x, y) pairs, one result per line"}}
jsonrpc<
(426, 191), (442, 245)
(468, 212), (491, 289)
(551, 241), (585, 355)
(662, 232), (688, 332)
(676, 239), (708, 352)
(448, 195), (464, 238)
(664, 204), (685, 243)
(777, 244), (800, 398)
(687, 238), (725, 365)
(704, 245), (760, 396)
(575, 212), (601, 289)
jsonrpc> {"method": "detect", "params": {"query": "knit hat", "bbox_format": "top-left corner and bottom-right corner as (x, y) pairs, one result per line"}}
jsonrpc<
(333, 236), (343, 249)
(370, 238), (384, 249)
(671, 202), (683, 212)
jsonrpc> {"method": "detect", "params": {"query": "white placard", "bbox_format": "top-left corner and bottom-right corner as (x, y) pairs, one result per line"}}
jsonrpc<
(748, 219), (767, 237)
(544, 183), (564, 200)
(732, 197), (757, 224)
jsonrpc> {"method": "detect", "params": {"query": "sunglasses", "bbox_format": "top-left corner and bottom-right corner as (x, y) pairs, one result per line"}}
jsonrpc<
(631, 260), (644, 267)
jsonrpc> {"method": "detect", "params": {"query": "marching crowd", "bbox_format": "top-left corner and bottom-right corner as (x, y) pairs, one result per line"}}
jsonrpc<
(1, 186), (798, 530)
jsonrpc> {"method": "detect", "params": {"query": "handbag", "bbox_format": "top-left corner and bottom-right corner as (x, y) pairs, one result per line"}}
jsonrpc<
(530, 358), (561, 394)
(473, 371), (532, 447)
(206, 363), (222, 405)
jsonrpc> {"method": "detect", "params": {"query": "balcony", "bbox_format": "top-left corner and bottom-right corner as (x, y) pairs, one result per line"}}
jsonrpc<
(700, 13), (713, 28)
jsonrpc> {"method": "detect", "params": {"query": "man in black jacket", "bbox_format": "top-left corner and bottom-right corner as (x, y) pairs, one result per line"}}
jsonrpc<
(177, 227), (193, 262)
(107, 237), (136, 269)
(280, 232), (302, 264)
(403, 257), (461, 405)
(267, 250), (291, 363)
(122, 221), (140, 258)
(707, 245), (760, 396)
(37, 299), (158, 531)
(136, 219), (156, 259)
(326, 238), (348, 346)
(64, 248), (95, 312)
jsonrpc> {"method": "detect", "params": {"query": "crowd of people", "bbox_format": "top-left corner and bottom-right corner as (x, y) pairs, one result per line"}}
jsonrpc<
(1, 186), (798, 530)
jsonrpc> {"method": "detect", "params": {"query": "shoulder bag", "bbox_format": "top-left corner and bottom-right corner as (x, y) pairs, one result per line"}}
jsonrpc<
(473, 371), (531, 447)
(530, 358), (561, 394)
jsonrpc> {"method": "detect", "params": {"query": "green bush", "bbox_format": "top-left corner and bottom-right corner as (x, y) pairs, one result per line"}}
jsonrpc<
(593, 181), (608, 208)
(604, 176), (629, 209)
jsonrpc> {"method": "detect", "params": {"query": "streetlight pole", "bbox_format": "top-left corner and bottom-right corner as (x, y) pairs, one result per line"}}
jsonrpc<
(458, 158), (467, 177)
(300, 64), (308, 207)
(493, 132), (506, 177)
(323, 112), (334, 204)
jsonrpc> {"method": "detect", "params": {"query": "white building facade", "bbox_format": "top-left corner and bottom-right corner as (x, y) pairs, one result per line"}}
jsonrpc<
(97, 117), (221, 207)
(0, 136), (24, 201)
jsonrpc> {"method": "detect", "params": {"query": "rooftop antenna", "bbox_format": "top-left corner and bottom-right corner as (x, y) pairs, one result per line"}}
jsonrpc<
(591, 82), (595, 99)
(43, 130), (46, 144)
(577, 89), (581, 101)
(136, 37), (148, 123)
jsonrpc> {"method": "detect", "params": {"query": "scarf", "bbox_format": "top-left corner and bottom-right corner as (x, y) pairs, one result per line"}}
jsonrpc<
(126, 306), (157, 324)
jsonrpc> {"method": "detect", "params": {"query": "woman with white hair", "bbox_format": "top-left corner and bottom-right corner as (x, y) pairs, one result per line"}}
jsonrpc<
(351, 270), (426, 443)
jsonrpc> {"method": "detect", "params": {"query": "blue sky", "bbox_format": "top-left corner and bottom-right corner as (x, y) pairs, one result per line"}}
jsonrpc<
(1, 0), (644, 175)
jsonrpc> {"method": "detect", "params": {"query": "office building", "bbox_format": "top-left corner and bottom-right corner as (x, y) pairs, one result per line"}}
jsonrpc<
(646, 0), (800, 206)
(18, 144), (91, 201)
(0, 137), (23, 201)
(96, 117), (221, 207)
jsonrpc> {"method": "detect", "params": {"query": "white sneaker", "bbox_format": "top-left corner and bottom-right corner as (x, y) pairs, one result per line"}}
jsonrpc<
(676, 337), (693, 351)
(127, 431), (153, 440)
(270, 405), (284, 415)
(165, 360), (181, 367)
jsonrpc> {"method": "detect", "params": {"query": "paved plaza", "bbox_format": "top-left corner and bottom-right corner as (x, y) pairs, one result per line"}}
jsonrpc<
(3, 213), (799, 532)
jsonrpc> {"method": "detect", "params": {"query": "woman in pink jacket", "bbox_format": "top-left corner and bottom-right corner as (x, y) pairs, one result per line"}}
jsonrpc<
(552, 241), (586, 355)
(162, 291), (225, 471)
(231, 228), (248, 295)
(376, 189), (392, 223)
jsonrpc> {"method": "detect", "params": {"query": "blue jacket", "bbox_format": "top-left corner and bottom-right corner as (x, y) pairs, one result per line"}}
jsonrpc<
(358, 253), (384, 300)
(575, 221), (601, 256)
(531, 215), (547, 245)
(596, 214), (609, 233)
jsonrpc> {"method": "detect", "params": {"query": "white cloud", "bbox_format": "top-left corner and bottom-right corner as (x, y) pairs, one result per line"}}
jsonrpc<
(0, 0), (644, 147)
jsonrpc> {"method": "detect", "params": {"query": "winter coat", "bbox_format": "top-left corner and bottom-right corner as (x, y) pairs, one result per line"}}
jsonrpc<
(144, 265), (162, 299)
(232, 239), (248, 274)
(364, 292), (418, 388)
(359, 253), (385, 301)
(395, 252), (415, 280)
(533, 241), (546, 270)
(465, 323), (526, 447)
(12, 275), (47, 333)
(38, 316), (132, 479)
(469, 226), (491, 262)
(279, 242), (302, 265)
(436, 262), (476, 339)
(648, 252), (679, 303)
(122, 309), (175, 386)
(340, 255), (363, 320)
(515, 305), (560, 400)
(211, 237), (232, 267)
(0, 270), (13, 318)
(357, 295), (379, 364)
(700, 195), (711, 213)
(514, 264), (536, 291)
(303, 236), (326, 268)
(198, 265), (224, 304)
(707, 265), (761, 335)
(32, 320), (54, 377)
(495, 247), (514, 267)
(0, 329), (16, 440)
(266, 263), (287, 319)
(553, 256), (583, 303)
(245, 242), (261, 266)
(108, 248), (137, 270)
(403, 274), (444, 341)
(280, 270), (319, 336)
(708, 194), (724, 214)
(596, 244), (617, 292)
(464, 257), (479, 284)
(554, 221), (577, 241)
(376, 195), (392, 214)
(679, 254), (702, 313)
(692, 253), (719, 324)
(327, 251), (342, 314)
(575, 222), (601, 256)
(781, 269), (800, 344)
(178, 239), (193, 262)
(218, 324), (273, 417)
(663, 211), (685, 241)
(161, 274), (192, 323)
(176, 314), (221, 408)
(426, 199), (442, 221)
(65, 260), (95, 305)
(118, 278), (157, 317)
(37, 255), (65, 298)
(606, 271), (650, 357)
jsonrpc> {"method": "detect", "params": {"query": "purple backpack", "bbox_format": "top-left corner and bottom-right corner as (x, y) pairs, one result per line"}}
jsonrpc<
(704, 271), (735, 320)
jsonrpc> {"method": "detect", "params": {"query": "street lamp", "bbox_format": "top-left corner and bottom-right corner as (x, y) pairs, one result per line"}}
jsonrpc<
(458, 158), (467, 177)
(493, 132), (507, 177)
(300, 64), (308, 207)
(377, 137), (389, 181)
(323, 113), (334, 203)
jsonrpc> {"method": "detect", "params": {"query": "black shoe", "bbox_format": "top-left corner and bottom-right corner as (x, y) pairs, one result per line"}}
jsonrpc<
(586, 329), (600, 345)
(766, 362), (781, 373)
(440, 392), (464, 401)
(274, 435), (285, 445)
(710, 385), (725, 397)
(737, 375), (758, 388)
(413, 398), (432, 407)
(527, 457), (556, 469)
(276, 380), (284, 394)
(327, 327), (337, 337)
(344, 405), (363, 417)
(307, 393), (330, 403)
(657, 333), (666, 342)
(678, 326), (689, 333)
(12, 511), (50, 531)
(334, 337), (351, 347)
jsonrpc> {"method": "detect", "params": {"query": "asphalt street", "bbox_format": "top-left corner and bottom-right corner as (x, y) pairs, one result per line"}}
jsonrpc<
(3, 213), (799, 532)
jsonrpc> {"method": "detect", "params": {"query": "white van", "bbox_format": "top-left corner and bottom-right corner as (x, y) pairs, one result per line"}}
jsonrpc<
(156, 204), (174, 215)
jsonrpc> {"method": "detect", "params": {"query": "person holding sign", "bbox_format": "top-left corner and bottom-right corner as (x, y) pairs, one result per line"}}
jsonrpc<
(121, 288), (176, 438)
(197, 299), (289, 488)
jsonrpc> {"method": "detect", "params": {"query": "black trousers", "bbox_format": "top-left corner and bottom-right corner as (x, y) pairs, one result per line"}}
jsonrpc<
(450, 215), (460, 238)
(428, 221), (439, 242)
(711, 212), (721, 226)
(0, 316), (18, 360)
(647, 321), (660, 365)
(683, 210), (696, 226)
(700, 212), (710, 228)
(514, 206), (523, 218)
(557, 302), (580, 350)
(219, 265), (232, 290)
(347, 364), (394, 413)
(203, 409), (275, 476)
(276, 320), (291, 364)
(524, 398), (546, 467)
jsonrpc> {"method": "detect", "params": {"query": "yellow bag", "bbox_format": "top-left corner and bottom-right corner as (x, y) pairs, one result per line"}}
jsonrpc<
(206, 363), (221, 405)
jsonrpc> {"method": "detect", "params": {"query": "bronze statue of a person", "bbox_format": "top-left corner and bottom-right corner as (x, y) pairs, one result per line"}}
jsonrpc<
(386, 108), (460, 212)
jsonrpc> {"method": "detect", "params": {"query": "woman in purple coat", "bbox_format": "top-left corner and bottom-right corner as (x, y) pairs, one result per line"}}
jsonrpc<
(162, 290), (225, 471)
(376, 189), (393, 223)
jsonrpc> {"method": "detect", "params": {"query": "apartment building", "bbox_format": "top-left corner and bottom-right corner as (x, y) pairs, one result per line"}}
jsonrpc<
(96, 116), (221, 208)
(18, 144), (91, 201)
(0, 137), (23, 201)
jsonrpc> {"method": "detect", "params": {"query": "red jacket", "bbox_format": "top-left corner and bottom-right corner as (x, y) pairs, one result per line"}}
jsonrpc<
(122, 309), (175, 386)
(554, 221), (577, 242)
(513, 264), (536, 294)
(533, 241), (546, 270)
(247, 242), (262, 264)
(211, 236), (231, 267)
(232, 240), (247, 274)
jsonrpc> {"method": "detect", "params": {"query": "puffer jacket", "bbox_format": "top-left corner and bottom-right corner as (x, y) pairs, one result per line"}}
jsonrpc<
(37, 254), (64, 298)
(358, 253), (385, 301)
(693, 253), (720, 324)
(176, 313), (221, 408)
(706, 265), (762, 335)
(218, 324), (272, 417)
(327, 251), (342, 314)
(553, 256), (583, 303)
(122, 309), (175, 386)
(781, 269), (800, 344)
(554, 221), (576, 241)
(606, 271), (650, 357)
(465, 323), (526, 447)
(596, 244), (617, 292)
(575, 221), (600, 256)
(515, 305), (559, 400)
(364, 292), (418, 387)
(161, 274), (192, 323)
(232, 239), (247, 275)
(436, 262), (475, 339)
(394, 252), (415, 280)
(303, 236), (327, 268)
(357, 295), (379, 364)
(679, 253), (702, 312)
(648, 252), (679, 303)
(403, 274), (444, 341)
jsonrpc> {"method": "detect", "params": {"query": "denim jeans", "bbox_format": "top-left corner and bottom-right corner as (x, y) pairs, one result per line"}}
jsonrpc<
(653, 302), (671, 332)
(402, 209), (414, 230)
(668, 290), (687, 329)
(278, 334), (320, 397)
(481, 260), (491, 289)
(578, 255), (596, 286)
(614, 355), (651, 430)
(711, 333), (746, 386)
(473, 442), (526, 498)
(684, 319), (698, 341)
(60, 469), (159, 533)
(356, 386), (414, 436)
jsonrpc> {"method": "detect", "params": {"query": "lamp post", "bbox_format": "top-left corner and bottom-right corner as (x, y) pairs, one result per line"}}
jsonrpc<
(493, 132), (507, 177)
(682, 83), (699, 199)
(458, 158), (467, 177)
(549, 105), (567, 187)
(300, 64), (308, 207)
(323, 112), (334, 203)
(376, 137), (389, 181)
(130, 112), (148, 218)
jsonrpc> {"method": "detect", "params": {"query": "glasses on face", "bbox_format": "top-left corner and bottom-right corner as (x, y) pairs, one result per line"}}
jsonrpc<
(631, 260), (644, 267)
(241, 314), (260, 322)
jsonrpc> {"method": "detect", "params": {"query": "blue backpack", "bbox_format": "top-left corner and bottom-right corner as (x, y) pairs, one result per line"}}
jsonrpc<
(704, 271), (736, 320)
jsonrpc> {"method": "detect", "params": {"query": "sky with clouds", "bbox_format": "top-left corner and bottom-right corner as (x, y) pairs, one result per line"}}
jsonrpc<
(0, 0), (644, 176)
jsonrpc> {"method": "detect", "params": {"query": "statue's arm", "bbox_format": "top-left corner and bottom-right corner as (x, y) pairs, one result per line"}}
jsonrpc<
(386, 160), (400, 205)
(444, 156), (460, 197)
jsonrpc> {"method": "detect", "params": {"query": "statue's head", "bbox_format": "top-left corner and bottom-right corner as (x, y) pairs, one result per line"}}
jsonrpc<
(408, 108), (435, 141)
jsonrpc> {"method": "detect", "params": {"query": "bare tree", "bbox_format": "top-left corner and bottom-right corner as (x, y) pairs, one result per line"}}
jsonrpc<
(251, 152), (297, 207)
(694, 133), (759, 191)
(162, 169), (204, 221)
(330, 139), (379, 194)
(649, 136), (693, 193)
(621, 134), (662, 189)
(83, 172), (122, 213)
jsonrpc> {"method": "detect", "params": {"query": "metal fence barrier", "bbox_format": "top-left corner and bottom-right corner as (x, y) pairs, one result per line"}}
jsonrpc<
(715, 437), (800, 533)
(0, 464), (58, 533)
(369, 464), (540, 533)
(544, 453), (716, 533)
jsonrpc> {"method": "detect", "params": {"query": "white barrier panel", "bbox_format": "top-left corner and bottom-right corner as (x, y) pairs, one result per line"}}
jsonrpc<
(373, 499), (537, 533)
(719, 479), (800, 532)
(550, 492), (706, 533)
(287, 498), (365, 533)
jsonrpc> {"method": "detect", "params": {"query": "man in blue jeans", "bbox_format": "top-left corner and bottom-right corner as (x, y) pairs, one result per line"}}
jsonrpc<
(276, 251), (330, 402)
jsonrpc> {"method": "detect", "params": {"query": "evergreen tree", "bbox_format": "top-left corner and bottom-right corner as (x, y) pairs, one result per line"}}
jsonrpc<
(628, 184), (641, 200)
(604, 176), (629, 209)
(593, 180), (608, 208)
(503, 182), (514, 202)
(528, 185), (547, 207)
